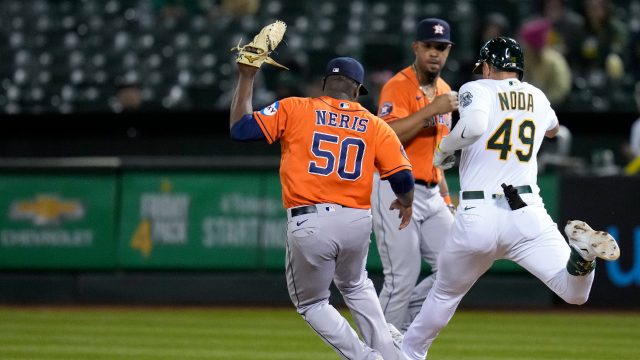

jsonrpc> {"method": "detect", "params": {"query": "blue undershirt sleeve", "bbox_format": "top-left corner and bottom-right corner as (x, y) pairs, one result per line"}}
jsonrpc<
(230, 114), (266, 141)
(386, 169), (414, 195)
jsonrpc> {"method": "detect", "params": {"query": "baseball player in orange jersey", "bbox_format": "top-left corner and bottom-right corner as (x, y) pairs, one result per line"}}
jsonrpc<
(372, 18), (459, 332)
(231, 56), (414, 360)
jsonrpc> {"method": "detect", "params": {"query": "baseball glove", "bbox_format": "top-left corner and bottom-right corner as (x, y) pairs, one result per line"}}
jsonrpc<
(433, 144), (456, 170)
(231, 20), (289, 70)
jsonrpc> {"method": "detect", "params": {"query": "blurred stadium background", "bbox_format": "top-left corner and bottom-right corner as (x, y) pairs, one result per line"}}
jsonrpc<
(0, 0), (638, 312)
(0, 0), (638, 114)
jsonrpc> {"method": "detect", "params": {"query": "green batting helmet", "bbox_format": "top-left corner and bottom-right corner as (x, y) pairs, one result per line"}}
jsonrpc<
(472, 36), (524, 80)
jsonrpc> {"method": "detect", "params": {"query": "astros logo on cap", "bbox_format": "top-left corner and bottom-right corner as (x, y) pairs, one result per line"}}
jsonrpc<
(433, 24), (444, 34)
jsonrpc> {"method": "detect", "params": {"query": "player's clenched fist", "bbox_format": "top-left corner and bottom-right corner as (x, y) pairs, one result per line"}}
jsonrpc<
(389, 199), (413, 230)
(429, 91), (459, 115)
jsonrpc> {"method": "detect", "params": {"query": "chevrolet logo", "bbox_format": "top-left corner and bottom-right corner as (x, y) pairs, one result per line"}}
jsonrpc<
(10, 195), (85, 226)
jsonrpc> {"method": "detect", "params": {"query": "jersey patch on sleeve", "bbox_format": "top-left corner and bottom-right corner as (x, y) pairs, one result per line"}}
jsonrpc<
(400, 144), (409, 161)
(460, 91), (473, 108)
(260, 101), (279, 116)
(379, 102), (393, 117)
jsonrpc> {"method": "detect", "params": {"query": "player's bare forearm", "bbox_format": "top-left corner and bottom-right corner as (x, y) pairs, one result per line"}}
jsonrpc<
(388, 110), (436, 144)
(438, 171), (456, 213)
(229, 65), (259, 128)
(388, 92), (458, 144)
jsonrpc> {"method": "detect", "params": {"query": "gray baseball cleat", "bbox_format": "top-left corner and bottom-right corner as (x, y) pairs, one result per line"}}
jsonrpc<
(564, 220), (620, 262)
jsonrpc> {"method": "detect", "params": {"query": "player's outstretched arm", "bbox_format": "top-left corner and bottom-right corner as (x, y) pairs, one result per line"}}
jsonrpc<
(229, 65), (259, 128)
(230, 20), (288, 128)
(434, 101), (488, 169)
(439, 107), (488, 153)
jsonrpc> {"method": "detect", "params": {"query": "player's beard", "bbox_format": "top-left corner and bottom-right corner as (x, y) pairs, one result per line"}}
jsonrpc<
(424, 70), (439, 85)
(418, 67), (439, 86)
(414, 61), (440, 86)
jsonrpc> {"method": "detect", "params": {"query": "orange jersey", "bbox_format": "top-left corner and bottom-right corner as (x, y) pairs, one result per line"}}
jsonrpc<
(377, 66), (453, 184)
(254, 96), (412, 209)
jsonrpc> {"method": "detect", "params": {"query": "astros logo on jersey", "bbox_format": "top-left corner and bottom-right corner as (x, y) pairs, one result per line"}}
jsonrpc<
(379, 102), (393, 117)
(399, 145), (409, 161)
(261, 101), (279, 115)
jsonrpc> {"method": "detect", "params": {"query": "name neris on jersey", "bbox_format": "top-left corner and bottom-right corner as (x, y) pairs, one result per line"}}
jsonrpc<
(498, 91), (534, 112)
(315, 110), (369, 133)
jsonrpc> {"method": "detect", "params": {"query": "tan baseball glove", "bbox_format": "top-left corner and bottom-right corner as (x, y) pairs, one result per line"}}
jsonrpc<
(231, 20), (288, 70)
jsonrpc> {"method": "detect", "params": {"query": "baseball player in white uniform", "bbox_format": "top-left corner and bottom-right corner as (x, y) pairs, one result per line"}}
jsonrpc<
(400, 36), (621, 360)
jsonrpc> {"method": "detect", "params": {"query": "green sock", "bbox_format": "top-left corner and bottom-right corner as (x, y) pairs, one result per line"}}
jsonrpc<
(566, 246), (596, 276)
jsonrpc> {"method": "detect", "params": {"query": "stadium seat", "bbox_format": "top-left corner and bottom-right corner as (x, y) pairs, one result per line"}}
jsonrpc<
(0, 0), (634, 113)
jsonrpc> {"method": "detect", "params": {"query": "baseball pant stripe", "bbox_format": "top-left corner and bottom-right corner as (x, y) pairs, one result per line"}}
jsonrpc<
(375, 182), (397, 316)
(303, 314), (352, 360)
(285, 240), (301, 307)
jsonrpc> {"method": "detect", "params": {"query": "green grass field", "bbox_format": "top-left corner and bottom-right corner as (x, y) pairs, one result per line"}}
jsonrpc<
(0, 307), (638, 360)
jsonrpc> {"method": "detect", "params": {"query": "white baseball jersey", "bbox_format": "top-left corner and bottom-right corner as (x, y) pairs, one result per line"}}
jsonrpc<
(457, 78), (558, 192)
(402, 78), (598, 360)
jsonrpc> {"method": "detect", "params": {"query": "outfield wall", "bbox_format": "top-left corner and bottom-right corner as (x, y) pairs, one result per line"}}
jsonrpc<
(559, 176), (640, 308)
(0, 158), (560, 273)
(0, 157), (637, 308)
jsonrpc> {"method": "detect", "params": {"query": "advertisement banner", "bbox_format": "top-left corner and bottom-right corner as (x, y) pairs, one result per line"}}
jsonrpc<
(0, 171), (559, 273)
(560, 175), (640, 307)
(260, 174), (289, 270)
(117, 172), (288, 269)
(0, 174), (117, 269)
